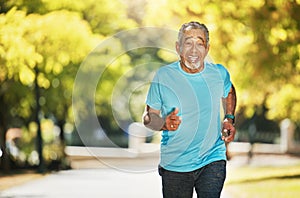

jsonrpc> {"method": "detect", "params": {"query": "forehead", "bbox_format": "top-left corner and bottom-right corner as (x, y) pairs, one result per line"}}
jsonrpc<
(182, 29), (206, 41)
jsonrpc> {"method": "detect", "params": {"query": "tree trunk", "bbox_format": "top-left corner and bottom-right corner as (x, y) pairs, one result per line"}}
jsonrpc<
(0, 94), (10, 172)
(35, 68), (45, 173)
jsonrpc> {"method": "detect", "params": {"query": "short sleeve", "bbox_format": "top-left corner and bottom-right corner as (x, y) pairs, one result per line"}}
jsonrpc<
(146, 72), (163, 110)
(217, 64), (232, 98)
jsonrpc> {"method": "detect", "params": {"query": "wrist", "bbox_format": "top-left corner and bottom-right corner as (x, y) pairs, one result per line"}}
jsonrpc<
(223, 118), (234, 125)
(224, 114), (235, 124)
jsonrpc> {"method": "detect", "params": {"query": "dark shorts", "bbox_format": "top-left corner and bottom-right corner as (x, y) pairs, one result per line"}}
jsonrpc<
(158, 160), (226, 198)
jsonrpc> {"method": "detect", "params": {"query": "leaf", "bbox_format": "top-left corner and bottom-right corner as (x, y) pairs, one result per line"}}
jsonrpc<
(19, 66), (35, 85)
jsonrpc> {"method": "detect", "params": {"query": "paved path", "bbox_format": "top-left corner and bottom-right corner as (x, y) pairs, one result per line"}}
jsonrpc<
(1, 154), (300, 198)
(1, 168), (162, 198)
(0, 168), (232, 198)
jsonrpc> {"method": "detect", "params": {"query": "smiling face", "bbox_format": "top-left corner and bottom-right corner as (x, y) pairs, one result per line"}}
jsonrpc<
(176, 28), (210, 73)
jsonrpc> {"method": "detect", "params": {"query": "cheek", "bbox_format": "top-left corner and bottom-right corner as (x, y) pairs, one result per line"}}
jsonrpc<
(181, 47), (190, 55)
(198, 47), (207, 55)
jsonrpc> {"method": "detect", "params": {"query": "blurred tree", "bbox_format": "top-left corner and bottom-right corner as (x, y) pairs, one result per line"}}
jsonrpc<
(74, 0), (137, 35)
(0, 0), (45, 14)
(0, 0), (139, 170)
(7, 0), (138, 35)
(0, 8), (100, 170)
(25, 10), (100, 127)
(0, 8), (38, 171)
(1, 0), (140, 148)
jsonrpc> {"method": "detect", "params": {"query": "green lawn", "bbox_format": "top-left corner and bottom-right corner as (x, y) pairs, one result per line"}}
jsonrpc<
(225, 164), (300, 198)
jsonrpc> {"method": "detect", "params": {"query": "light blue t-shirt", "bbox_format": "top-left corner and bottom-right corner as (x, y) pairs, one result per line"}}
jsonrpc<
(146, 61), (232, 172)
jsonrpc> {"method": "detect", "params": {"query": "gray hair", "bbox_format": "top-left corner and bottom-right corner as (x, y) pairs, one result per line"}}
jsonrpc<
(178, 21), (209, 47)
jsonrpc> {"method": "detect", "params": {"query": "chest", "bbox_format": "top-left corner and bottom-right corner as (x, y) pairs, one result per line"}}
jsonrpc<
(159, 70), (223, 115)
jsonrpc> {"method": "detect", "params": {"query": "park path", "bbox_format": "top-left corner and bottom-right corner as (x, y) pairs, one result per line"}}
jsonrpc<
(1, 154), (300, 198)
(1, 168), (162, 198)
(0, 166), (233, 198)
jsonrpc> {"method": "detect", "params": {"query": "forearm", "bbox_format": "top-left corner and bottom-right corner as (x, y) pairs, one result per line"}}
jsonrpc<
(143, 105), (181, 131)
(222, 85), (237, 142)
(143, 105), (165, 131)
(222, 85), (237, 122)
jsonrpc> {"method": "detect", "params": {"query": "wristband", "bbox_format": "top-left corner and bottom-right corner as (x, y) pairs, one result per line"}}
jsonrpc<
(224, 114), (235, 123)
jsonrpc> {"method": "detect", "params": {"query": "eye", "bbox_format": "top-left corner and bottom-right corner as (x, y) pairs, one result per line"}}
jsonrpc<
(184, 41), (192, 46)
(196, 41), (205, 47)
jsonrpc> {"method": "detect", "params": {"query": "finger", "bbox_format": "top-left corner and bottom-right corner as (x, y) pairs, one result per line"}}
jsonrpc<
(169, 124), (176, 131)
(169, 121), (181, 131)
(225, 132), (234, 142)
(177, 119), (182, 125)
(221, 129), (229, 138)
(170, 120), (180, 126)
(169, 114), (180, 120)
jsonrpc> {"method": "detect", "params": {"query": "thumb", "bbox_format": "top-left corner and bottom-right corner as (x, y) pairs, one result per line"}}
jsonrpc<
(171, 107), (179, 115)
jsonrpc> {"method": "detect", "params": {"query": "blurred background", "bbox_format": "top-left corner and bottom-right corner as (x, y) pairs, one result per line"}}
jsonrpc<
(0, 0), (300, 196)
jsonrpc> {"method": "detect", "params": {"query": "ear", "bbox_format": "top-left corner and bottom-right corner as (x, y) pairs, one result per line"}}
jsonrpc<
(175, 41), (181, 54)
(205, 44), (210, 55)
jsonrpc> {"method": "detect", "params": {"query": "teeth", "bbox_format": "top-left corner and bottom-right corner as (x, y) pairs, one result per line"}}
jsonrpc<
(189, 56), (198, 62)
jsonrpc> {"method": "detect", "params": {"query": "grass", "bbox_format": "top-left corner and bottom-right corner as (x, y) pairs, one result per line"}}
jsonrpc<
(225, 164), (300, 198)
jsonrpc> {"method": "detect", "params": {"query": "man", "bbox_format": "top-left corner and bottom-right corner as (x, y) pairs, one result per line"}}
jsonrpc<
(143, 21), (237, 198)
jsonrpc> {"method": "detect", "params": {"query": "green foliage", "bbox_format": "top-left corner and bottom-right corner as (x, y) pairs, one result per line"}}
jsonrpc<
(33, 0), (137, 35)
(0, 4), (103, 169)
(0, 8), (99, 124)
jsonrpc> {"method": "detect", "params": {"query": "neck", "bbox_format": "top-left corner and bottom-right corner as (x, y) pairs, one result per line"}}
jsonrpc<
(180, 60), (204, 74)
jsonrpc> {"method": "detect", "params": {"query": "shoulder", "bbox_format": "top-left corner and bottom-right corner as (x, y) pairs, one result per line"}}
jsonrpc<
(207, 62), (228, 72)
(156, 61), (179, 75)
(160, 61), (178, 70)
(205, 63), (231, 83)
(208, 63), (229, 75)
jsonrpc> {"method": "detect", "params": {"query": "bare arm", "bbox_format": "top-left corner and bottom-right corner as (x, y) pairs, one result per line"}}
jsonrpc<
(222, 85), (237, 142)
(222, 84), (237, 119)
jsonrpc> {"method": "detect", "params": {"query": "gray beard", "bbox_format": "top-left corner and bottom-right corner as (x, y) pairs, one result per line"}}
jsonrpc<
(184, 60), (201, 70)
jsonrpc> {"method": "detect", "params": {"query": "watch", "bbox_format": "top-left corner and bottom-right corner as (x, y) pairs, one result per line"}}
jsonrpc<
(224, 114), (235, 124)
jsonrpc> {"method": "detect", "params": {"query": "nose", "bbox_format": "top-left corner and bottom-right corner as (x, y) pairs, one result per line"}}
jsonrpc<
(191, 43), (197, 53)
